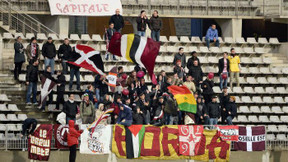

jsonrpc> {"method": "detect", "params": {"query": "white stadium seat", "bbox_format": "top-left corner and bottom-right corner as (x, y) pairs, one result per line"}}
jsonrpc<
(224, 37), (234, 44)
(271, 106), (283, 114)
(250, 106), (261, 113)
(236, 37), (246, 44)
(270, 116), (281, 123)
(92, 34), (103, 41)
(252, 96), (262, 103)
(276, 134), (287, 141)
(266, 134), (275, 141)
(262, 96), (274, 103)
(81, 34), (92, 41)
(267, 125), (278, 132)
(243, 87), (254, 93)
(280, 116), (288, 122)
(247, 37), (258, 44)
(237, 115), (248, 122)
(180, 36), (190, 43)
(241, 96), (252, 103)
(18, 114), (28, 121)
(257, 77), (268, 84)
(278, 125), (288, 132)
(269, 38), (280, 45)
(169, 36), (179, 43)
(7, 114), (19, 121)
(191, 37), (202, 43)
(274, 97), (285, 104)
(48, 33), (59, 40)
(37, 33), (47, 40)
(265, 87), (275, 94)
(8, 104), (20, 111)
(259, 116), (270, 122)
(239, 106), (250, 113)
(248, 115), (259, 123)
(0, 104), (8, 111)
(0, 124), (6, 131)
(258, 37), (269, 45)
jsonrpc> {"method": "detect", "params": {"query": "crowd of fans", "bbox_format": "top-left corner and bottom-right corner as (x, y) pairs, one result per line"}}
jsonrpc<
(13, 9), (239, 128)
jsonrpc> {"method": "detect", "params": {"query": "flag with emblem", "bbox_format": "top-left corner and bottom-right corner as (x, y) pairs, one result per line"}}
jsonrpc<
(108, 33), (160, 85)
(168, 85), (197, 113)
(67, 44), (104, 75)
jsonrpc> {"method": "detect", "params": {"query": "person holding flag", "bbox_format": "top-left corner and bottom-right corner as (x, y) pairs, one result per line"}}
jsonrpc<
(105, 23), (117, 61)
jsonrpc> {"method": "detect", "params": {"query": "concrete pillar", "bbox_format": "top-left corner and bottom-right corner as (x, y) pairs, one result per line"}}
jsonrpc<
(36, 15), (69, 36)
(57, 16), (70, 35)
(0, 37), (3, 70)
(216, 18), (242, 41)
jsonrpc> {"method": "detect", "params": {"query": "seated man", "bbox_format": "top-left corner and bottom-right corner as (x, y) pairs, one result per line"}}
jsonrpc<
(117, 104), (133, 126)
(205, 24), (219, 48)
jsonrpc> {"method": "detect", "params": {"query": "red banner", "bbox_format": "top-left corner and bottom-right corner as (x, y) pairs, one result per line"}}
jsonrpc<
(54, 124), (79, 149)
(28, 124), (53, 161)
(217, 125), (239, 141)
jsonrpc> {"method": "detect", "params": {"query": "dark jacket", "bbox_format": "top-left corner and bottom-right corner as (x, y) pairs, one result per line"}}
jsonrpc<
(187, 56), (201, 68)
(219, 93), (230, 108)
(58, 43), (72, 60)
(84, 89), (94, 102)
(196, 102), (206, 118)
(133, 112), (145, 124)
(188, 65), (203, 85)
(226, 101), (237, 118)
(173, 53), (186, 67)
(14, 42), (25, 63)
(42, 42), (56, 59)
(68, 47), (80, 69)
(105, 28), (116, 41)
(109, 14), (124, 30)
(42, 71), (56, 82)
(164, 98), (178, 116)
(149, 15), (162, 31)
(63, 100), (78, 118)
(202, 79), (214, 95)
(26, 64), (38, 82)
(21, 118), (37, 136)
(67, 120), (82, 147)
(174, 66), (184, 79)
(117, 106), (132, 123)
(57, 74), (66, 92)
(218, 58), (230, 75)
(136, 17), (149, 31)
(206, 101), (221, 118)
(136, 99), (149, 115)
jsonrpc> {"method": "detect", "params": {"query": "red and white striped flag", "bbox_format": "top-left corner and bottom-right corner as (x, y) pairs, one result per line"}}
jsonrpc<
(39, 76), (56, 108)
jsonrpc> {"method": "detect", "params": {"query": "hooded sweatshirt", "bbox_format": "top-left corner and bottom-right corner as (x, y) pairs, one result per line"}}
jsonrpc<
(205, 27), (219, 41)
(67, 120), (82, 146)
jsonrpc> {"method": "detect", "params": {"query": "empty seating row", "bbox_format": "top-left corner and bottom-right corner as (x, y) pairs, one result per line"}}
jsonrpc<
(0, 104), (20, 111)
(238, 106), (288, 114)
(234, 96), (288, 104)
(0, 133), (22, 139)
(236, 115), (288, 123)
(214, 86), (288, 94)
(0, 114), (27, 121)
(267, 134), (288, 141)
(0, 124), (22, 131)
(267, 125), (288, 132)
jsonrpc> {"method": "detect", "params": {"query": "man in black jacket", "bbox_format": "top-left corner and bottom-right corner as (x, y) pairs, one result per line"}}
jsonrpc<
(201, 73), (214, 104)
(109, 9), (124, 32)
(42, 37), (56, 74)
(218, 52), (230, 90)
(136, 93), (150, 124)
(105, 23), (117, 61)
(187, 60), (203, 88)
(133, 107), (145, 124)
(58, 38), (72, 74)
(149, 10), (162, 41)
(219, 86), (230, 124)
(26, 59), (39, 105)
(136, 10), (149, 36)
(226, 96), (237, 125)
(195, 97), (208, 125)
(207, 96), (221, 126)
(69, 46), (81, 91)
(187, 51), (201, 68)
(56, 71), (66, 110)
(63, 94), (78, 123)
(14, 36), (25, 80)
(173, 47), (186, 68)
(20, 118), (37, 138)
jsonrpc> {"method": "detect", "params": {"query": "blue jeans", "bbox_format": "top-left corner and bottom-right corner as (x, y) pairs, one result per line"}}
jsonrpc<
(169, 116), (178, 125)
(206, 39), (219, 48)
(95, 88), (100, 109)
(119, 120), (132, 126)
(66, 117), (75, 125)
(220, 72), (229, 90)
(69, 68), (80, 90)
(145, 111), (150, 124)
(105, 52), (116, 60)
(61, 60), (68, 74)
(209, 118), (218, 125)
(204, 116), (210, 125)
(151, 30), (160, 41)
(137, 31), (146, 37)
(26, 82), (37, 103)
(164, 113), (170, 125)
(44, 58), (55, 74)
(226, 116), (234, 125)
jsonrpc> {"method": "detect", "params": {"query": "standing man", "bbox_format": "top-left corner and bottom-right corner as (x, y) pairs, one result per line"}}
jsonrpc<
(219, 86), (230, 124)
(14, 36), (25, 80)
(187, 60), (203, 89)
(218, 52), (230, 90)
(63, 94), (78, 123)
(69, 46), (81, 91)
(105, 23), (117, 61)
(80, 93), (95, 124)
(109, 9), (124, 33)
(205, 24), (219, 48)
(207, 96), (221, 126)
(149, 10), (162, 42)
(42, 37), (56, 74)
(136, 10), (149, 36)
(58, 38), (72, 74)
(228, 48), (241, 89)
(173, 47), (186, 68)
(201, 72), (215, 104)
(226, 96), (237, 125)
(26, 59), (39, 105)
(26, 37), (40, 64)
(56, 71), (65, 110)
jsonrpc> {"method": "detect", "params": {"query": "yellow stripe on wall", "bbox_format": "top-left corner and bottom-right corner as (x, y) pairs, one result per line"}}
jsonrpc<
(174, 94), (196, 105)
(125, 34), (134, 63)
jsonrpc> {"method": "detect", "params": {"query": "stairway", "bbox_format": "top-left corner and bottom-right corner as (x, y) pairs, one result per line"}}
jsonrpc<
(264, 53), (288, 67)
(0, 73), (53, 124)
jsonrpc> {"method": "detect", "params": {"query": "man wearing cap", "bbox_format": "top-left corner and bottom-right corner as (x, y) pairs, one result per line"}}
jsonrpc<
(80, 93), (95, 124)
(42, 37), (56, 74)
(206, 96), (221, 126)
(219, 86), (230, 124)
(201, 72), (215, 104)
(225, 96), (237, 125)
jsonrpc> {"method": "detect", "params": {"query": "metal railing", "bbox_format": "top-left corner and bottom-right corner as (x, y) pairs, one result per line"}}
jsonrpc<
(0, 0), (58, 36)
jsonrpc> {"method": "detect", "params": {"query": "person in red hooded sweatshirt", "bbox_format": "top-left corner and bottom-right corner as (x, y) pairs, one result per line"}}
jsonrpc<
(67, 120), (83, 162)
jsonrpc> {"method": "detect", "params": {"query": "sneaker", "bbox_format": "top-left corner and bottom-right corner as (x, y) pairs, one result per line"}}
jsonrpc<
(33, 102), (38, 105)
(113, 57), (118, 61)
(42, 110), (45, 113)
(26, 102), (32, 105)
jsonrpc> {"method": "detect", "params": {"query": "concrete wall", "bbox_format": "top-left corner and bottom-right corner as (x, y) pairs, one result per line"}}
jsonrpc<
(216, 18), (242, 40)
(0, 150), (288, 162)
(279, 43), (288, 57)
(34, 15), (70, 36)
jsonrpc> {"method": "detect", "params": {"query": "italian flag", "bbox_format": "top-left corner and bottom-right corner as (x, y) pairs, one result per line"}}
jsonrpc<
(125, 125), (145, 159)
(168, 85), (197, 113)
